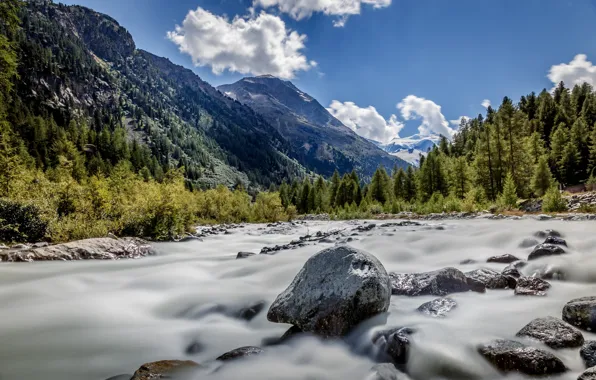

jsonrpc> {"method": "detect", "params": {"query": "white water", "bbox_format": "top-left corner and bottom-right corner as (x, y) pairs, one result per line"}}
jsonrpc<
(0, 219), (595, 380)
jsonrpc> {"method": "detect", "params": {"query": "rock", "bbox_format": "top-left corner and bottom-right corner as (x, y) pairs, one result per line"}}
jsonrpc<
(544, 236), (568, 247)
(486, 254), (520, 264)
(366, 364), (410, 380)
(534, 229), (563, 239)
(579, 367), (596, 380)
(516, 316), (584, 348)
(530, 264), (567, 280)
(261, 326), (304, 346)
(390, 267), (485, 296)
(236, 251), (256, 259)
(502, 261), (527, 278)
(528, 243), (566, 261)
(562, 297), (596, 331)
(237, 301), (266, 321)
(178, 301), (265, 322)
(477, 339), (567, 375)
(10, 244), (30, 249)
(580, 341), (596, 368)
(416, 297), (457, 317)
(105, 376), (132, 380)
(32, 242), (49, 248)
(459, 259), (476, 265)
(372, 327), (413, 368)
(518, 238), (539, 248)
(0, 237), (155, 262)
(355, 223), (377, 232)
(514, 277), (551, 296)
(130, 360), (198, 380)
(465, 268), (513, 289)
(216, 346), (264, 361)
(267, 246), (391, 337)
(185, 341), (204, 355)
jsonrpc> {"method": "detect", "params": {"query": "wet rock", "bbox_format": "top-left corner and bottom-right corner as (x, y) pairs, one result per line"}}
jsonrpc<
(562, 297), (596, 331)
(502, 261), (527, 278)
(514, 277), (551, 296)
(534, 230), (563, 239)
(261, 326), (304, 346)
(487, 254), (520, 264)
(366, 363), (411, 380)
(459, 259), (476, 265)
(465, 268), (512, 289)
(131, 360), (198, 380)
(216, 346), (264, 361)
(380, 221), (422, 228)
(477, 339), (567, 375)
(237, 301), (266, 321)
(579, 367), (596, 380)
(580, 341), (596, 368)
(516, 316), (584, 348)
(372, 327), (413, 368)
(544, 236), (568, 247)
(355, 223), (377, 232)
(185, 341), (204, 355)
(530, 264), (567, 280)
(267, 246), (391, 337)
(0, 237), (155, 262)
(390, 267), (485, 296)
(236, 251), (256, 259)
(518, 238), (539, 248)
(417, 297), (457, 317)
(178, 301), (265, 321)
(528, 243), (566, 261)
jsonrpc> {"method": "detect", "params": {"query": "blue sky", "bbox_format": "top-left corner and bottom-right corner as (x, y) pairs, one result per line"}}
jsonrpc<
(61, 0), (596, 142)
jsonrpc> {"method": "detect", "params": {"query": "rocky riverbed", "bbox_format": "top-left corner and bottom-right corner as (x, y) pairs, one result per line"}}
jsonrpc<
(0, 218), (595, 379)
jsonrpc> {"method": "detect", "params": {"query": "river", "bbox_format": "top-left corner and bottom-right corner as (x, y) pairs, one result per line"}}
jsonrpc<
(0, 218), (595, 380)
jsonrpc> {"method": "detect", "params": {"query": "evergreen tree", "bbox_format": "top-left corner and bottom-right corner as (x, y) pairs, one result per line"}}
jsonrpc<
(369, 166), (391, 204)
(393, 168), (406, 200)
(531, 155), (554, 197)
(328, 169), (340, 208)
(499, 172), (518, 209)
(404, 166), (416, 201)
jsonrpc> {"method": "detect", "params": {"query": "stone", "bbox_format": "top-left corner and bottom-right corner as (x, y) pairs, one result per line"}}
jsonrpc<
(459, 259), (476, 265)
(366, 364), (411, 380)
(502, 261), (527, 278)
(416, 297), (457, 317)
(580, 341), (596, 368)
(236, 251), (256, 259)
(516, 316), (584, 348)
(528, 243), (566, 261)
(390, 267), (485, 296)
(534, 230), (563, 239)
(562, 297), (596, 331)
(486, 254), (520, 264)
(10, 244), (30, 249)
(178, 301), (265, 322)
(130, 360), (198, 380)
(514, 277), (551, 296)
(465, 268), (513, 289)
(579, 367), (596, 380)
(185, 341), (204, 355)
(544, 235), (568, 246)
(477, 339), (567, 375)
(267, 246), (391, 337)
(372, 327), (413, 368)
(518, 238), (539, 248)
(216, 346), (264, 361)
(237, 301), (266, 321)
(0, 237), (155, 262)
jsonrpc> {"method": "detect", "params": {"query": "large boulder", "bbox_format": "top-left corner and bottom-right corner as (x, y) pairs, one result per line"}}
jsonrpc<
(562, 297), (596, 331)
(487, 254), (520, 264)
(130, 360), (198, 380)
(580, 341), (596, 368)
(514, 277), (551, 296)
(465, 268), (515, 289)
(579, 367), (596, 380)
(417, 297), (457, 317)
(0, 237), (154, 262)
(516, 316), (584, 348)
(390, 267), (485, 296)
(477, 339), (567, 375)
(267, 246), (391, 337)
(528, 243), (566, 261)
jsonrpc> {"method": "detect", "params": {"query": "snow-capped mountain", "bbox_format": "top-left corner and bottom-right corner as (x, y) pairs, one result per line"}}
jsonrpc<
(377, 134), (441, 166)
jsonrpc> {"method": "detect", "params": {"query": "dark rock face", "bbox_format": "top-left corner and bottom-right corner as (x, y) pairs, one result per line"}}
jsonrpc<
(130, 360), (198, 380)
(367, 363), (411, 380)
(487, 254), (520, 264)
(579, 367), (596, 380)
(518, 238), (539, 248)
(528, 244), (566, 261)
(465, 268), (513, 289)
(390, 267), (485, 296)
(372, 327), (413, 368)
(236, 251), (256, 259)
(516, 316), (584, 348)
(544, 236), (568, 247)
(562, 297), (596, 331)
(417, 297), (457, 317)
(580, 341), (596, 368)
(514, 277), (551, 296)
(0, 237), (155, 262)
(477, 339), (567, 375)
(216, 346), (264, 361)
(267, 246), (391, 337)
(534, 230), (563, 239)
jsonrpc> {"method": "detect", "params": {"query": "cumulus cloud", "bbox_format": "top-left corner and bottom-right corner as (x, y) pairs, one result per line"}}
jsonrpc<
(253, 0), (391, 27)
(450, 116), (470, 127)
(481, 99), (491, 109)
(327, 100), (403, 143)
(548, 54), (596, 89)
(167, 8), (314, 79)
(397, 95), (455, 138)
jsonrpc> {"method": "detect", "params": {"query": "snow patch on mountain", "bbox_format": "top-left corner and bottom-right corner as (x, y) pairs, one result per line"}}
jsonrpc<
(377, 134), (441, 166)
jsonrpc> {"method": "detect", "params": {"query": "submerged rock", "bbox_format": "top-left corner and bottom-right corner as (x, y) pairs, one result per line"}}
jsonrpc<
(267, 246), (391, 337)
(487, 254), (520, 264)
(514, 277), (551, 296)
(477, 339), (567, 375)
(417, 297), (457, 317)
(459, 259), (477, 265)
(580, 341), (596, 368)
(236, 251), (256, 259)
(534, 230), (563, 239)
(544, 236), (567, 247)
(0, 237), (154, 262)
(390, 267), (485, 296)
(216, 346), (264, 361)
(372, 327), (413, 368)
(502, 261), (527, 278)
(562, 297), (596, 331)
(579, 367), (596, 380)
(130, 360), (198, 380)
(465, 268), (513, 289)
(518, 238), (539, 248)
(366, 363), (411, 380)
(527, 243), (566, 261)
(516, 316), (584, 348)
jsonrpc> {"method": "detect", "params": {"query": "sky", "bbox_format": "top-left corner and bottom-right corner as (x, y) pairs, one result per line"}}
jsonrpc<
(60, 0), (596, 143)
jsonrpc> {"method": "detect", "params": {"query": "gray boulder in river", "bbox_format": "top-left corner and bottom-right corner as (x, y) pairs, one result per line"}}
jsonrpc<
(514, 277), (551, 296)
(465, 268), (515, 289)
(417, 297), (457, 317)
(516, 316), (584, 348)
(0, 237), (154, 262)
(579, 367), (596, 380)
(527, 243), (566, 261)
(477, 339), (567, 375)
(130, 360), (198, 380)
(580, 341), (596, 368)
(390, 267), (485, 296)
(562, 296), (596, 331)
(267, 246), (391, 337)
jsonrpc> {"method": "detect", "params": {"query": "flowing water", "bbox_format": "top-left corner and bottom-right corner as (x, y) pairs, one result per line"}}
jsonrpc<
(0, 219), (595, 380)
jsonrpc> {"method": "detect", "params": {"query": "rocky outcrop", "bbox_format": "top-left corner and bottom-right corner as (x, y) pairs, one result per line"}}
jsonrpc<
(562, 297), (596, 331)
(130, 360), (198, 380)
(372, 327), (413, 368)
(417, 297), (457, 317)
(514, 277), (551, 296)
(487, 254), (520, 264)
(516, 316), (584, 348)
(477, 339), (567, 375)
(390, 267), (485, 296)
(527, 244), (566, 261)
(0, 237), (154, 262)
(581, 341), (596, 368)
(267, 246), (391, 337)
(216, 346), (264, 361)
(465, 268), (515, 289)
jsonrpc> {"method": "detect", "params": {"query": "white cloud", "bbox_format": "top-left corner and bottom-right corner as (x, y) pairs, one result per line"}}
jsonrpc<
(327, 100), (403, 143)
(481, 99), (491, 109)
(253, 0), (391, 27)
(167, 8), (314, 79)
(548, 54), (596, 89)
(450, 116), (470, 126)
(397, 95), (455, 138)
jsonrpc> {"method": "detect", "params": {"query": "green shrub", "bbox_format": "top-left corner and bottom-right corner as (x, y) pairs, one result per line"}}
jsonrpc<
(542, 186), (567, 213)
(0, 199), (48, 243)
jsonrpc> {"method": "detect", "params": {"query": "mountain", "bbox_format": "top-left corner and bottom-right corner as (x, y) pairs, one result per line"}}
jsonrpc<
(378, 134), (441, 166)
(218, 76), (408, 180)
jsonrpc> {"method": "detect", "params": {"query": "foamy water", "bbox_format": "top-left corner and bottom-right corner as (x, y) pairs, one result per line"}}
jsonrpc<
(0, 219), (595, 380)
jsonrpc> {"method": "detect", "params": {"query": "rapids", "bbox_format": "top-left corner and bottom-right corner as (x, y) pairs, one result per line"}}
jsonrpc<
(0, 219), (595, 380)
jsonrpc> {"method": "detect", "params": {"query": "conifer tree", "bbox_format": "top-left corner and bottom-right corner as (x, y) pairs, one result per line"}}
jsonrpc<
(328, 169), (340, 208)
(369, 166), (391, 204)
(499, 172), (518, 209)
(393, 168), (406, 200)
(531, 155), (553, 197)
(404, 165), (416, 201)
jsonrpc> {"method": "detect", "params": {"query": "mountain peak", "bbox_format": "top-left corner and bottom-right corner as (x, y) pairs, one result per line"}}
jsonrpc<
(255, 74), (278, 79)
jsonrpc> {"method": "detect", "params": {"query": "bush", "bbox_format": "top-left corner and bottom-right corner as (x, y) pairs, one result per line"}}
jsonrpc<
(542, 186), (567, 213)
(0, 199), (48, 243)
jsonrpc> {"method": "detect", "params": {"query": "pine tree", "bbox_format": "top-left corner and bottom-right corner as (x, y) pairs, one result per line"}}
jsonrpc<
(559, 141), (580, 186)
(393, 168), (406, 200)
(499, 172), (518, 209)
(369, 166), (391, 204)
(531, 155), (553, 197)
(450, 156), (469, 198)
(328, 170), (340, 208)
(550, 125), (568, 180)
(589, 123), (596, 174)
(404, 165), (416, 201)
